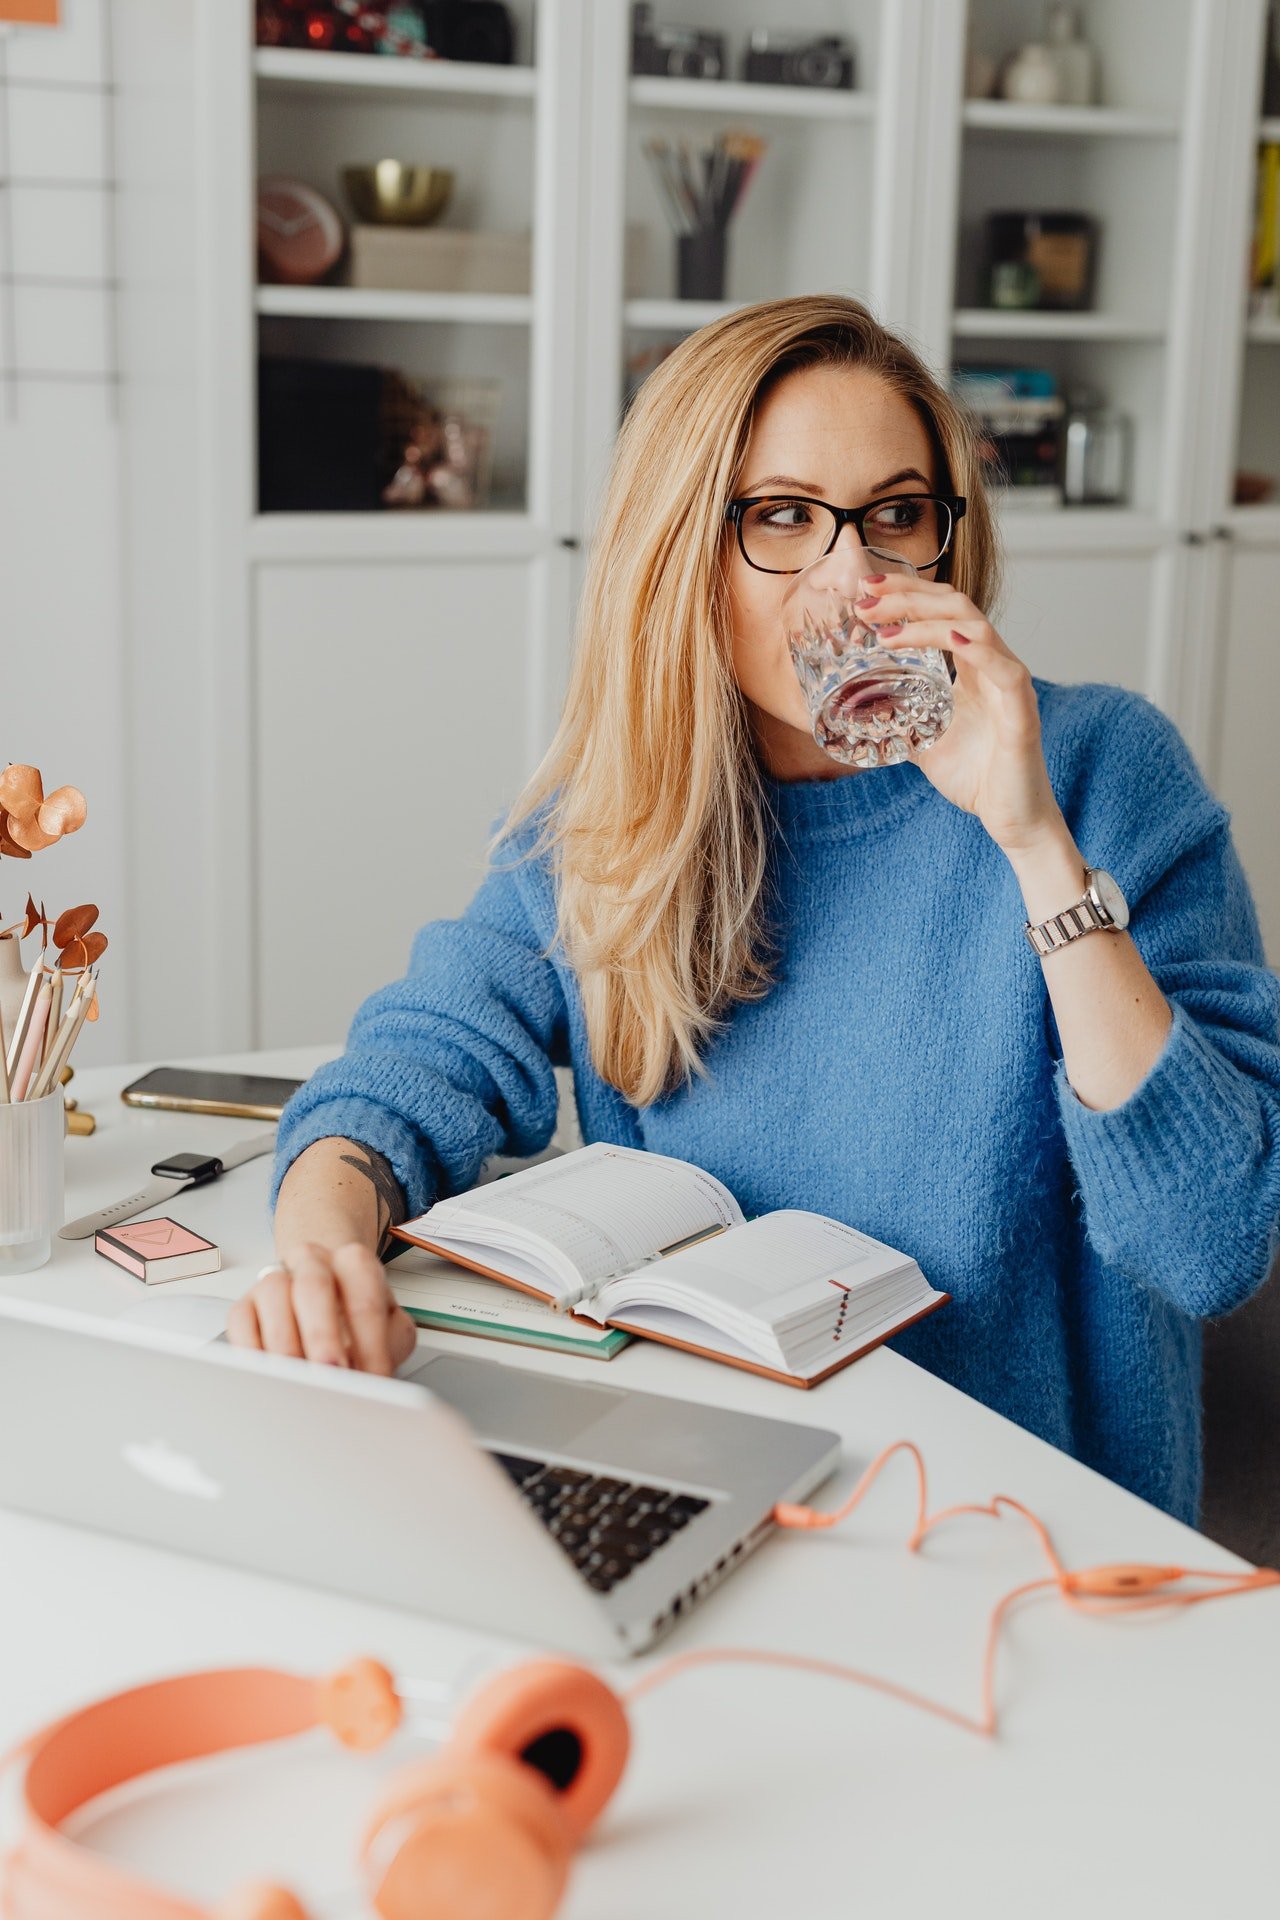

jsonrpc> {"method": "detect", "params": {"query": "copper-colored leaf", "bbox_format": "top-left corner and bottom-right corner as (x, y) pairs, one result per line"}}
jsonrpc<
(22, 894), (43, 938)
(53, 903), (98, 947)
(8, 812), (58, 853)
(0, 819), (32, 860)
(36, 786), (87, 837)
(68, 931), (107, 966)
(0, 765), (43, 825)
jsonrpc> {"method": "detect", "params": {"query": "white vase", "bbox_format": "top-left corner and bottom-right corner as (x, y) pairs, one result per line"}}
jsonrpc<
(1002, 44), (1060, 105)
(0, 932), (30, 1066)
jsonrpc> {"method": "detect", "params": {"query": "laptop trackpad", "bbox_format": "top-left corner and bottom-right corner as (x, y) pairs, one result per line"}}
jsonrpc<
(409, 1353), (627, 1453)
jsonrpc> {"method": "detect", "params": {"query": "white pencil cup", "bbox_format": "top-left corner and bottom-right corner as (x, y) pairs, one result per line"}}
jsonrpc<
(0, 1089), (65, 1274)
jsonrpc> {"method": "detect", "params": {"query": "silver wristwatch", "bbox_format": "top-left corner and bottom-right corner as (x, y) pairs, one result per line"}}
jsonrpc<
(1024, 867), (1129, 957)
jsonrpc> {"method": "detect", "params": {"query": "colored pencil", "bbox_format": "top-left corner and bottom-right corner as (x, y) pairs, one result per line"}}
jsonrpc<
(10, 977), (53, 1102)
(5, 952), (44, 1081)
(30, 967), (95, 1100)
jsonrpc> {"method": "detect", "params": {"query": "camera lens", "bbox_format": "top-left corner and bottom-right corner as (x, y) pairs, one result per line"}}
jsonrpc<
(796, 45), (842, 86)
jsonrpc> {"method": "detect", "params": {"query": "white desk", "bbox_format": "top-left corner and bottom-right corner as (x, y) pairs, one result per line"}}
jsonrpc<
(3, 1048), (1278, 1917)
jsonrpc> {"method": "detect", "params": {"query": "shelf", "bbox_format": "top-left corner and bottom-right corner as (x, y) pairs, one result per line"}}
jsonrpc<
(995, 507), (1165, 554)
(962, 100), (1178, 138)
(1224, 505), (1280, 545)
(629, 75), (873, 121)
(1260, 117), (1280, 141)
(247, 511), (544, 562)
(1246, 316), (1280, 343)
(952, 309), (1164, 342)
(625, 297), (742, 330)
(254, 47), (536, 102)
(256, 286), (533, 325)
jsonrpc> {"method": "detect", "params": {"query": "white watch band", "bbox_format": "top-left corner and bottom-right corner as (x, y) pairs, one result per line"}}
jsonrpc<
(58, 1129), (278, 1241)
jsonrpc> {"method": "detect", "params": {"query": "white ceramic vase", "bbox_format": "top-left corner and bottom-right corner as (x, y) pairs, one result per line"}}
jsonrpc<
(0, 932), (30, 1064)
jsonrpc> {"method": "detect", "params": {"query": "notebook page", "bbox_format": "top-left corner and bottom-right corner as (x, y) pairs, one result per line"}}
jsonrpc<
(426, 1143), (743, 1295)
(599, 1210), (911, 1332)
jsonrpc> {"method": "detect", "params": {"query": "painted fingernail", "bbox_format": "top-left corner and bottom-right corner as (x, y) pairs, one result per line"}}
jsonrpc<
(950, 628), (971, 645)
(877, 621), (905, 636)
(864, 573), (886, 584)
(856, 593), (878, 608)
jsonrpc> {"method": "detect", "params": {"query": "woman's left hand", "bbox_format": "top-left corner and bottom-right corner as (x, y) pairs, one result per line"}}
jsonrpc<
(854, 574), (1062, 857)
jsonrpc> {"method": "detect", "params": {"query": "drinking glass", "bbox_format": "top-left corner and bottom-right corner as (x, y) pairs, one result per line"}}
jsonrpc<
(781, 549), (954, 768)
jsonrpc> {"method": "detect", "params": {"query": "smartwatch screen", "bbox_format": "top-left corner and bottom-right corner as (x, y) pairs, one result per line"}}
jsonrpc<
(151, 1153), (223, 1184)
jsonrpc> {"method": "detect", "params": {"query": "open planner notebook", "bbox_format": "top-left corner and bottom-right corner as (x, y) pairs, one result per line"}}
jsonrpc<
(390, 1143), (947, 1387)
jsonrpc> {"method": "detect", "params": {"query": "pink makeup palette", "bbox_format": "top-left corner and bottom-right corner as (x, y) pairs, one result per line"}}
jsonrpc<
(94, 1217), (221, 1284)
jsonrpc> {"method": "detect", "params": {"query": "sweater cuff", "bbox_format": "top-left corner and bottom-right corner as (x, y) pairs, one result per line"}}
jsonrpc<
(1054, 1000), (1268, 1237)
(269, 1095), (436, 1223)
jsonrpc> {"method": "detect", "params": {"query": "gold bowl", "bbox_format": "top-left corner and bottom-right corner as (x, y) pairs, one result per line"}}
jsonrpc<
(342, 162), (454, 227)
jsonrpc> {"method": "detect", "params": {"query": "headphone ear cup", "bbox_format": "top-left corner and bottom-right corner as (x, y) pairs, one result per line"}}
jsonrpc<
(449, 1660), (630, 1840)
(362, 1751), (573, 1920)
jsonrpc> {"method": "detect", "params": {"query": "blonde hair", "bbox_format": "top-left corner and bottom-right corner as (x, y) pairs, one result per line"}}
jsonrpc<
(500, 294), (1002, 1108)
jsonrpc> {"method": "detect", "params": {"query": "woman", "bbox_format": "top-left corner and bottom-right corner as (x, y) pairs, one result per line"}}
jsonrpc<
(232, 295), (1280, 1526)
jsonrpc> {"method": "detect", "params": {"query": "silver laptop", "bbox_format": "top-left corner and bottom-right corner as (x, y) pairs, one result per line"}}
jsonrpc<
(0, 1298), (839, 1658)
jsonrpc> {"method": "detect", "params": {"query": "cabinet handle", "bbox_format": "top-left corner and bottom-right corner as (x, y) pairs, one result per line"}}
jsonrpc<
(558, 536), (581, 550)
(1211, 525), (1234, 542)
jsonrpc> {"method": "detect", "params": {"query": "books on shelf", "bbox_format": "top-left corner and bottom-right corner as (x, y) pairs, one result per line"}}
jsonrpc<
(390, 1143), (947, 1388)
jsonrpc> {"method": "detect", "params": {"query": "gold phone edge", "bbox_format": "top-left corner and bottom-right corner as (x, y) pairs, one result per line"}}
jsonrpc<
(119, 1091), (286, 1120)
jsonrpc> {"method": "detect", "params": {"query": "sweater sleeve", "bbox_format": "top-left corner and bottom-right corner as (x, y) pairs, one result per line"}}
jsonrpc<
(268, 831), (568, 1222)
(1048, 706), (1280, 1317)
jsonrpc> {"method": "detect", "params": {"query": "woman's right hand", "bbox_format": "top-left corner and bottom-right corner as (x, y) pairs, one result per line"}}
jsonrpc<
(227, 1241), (417, 1374)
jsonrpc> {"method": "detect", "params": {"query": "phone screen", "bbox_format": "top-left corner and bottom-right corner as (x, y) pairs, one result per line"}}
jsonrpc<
(120, 1067), (303, 1117)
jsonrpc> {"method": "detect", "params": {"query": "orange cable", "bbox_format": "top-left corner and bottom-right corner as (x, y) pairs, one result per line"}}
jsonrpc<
(624, 1440), (1280, 1740)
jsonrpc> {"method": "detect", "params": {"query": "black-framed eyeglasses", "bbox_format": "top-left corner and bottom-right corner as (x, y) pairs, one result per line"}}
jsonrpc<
(725, 492), (967, 575)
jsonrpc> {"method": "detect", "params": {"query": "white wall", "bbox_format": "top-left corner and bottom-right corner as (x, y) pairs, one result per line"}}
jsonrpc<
(0, 0), (130, 1069)
(1, 0), (202, 1070)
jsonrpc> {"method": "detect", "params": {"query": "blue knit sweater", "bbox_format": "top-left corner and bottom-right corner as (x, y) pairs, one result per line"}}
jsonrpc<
(270, 680), (1280, 1523)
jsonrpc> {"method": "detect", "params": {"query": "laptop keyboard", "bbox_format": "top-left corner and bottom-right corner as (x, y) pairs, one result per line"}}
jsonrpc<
(489, 1452), (709, 1595)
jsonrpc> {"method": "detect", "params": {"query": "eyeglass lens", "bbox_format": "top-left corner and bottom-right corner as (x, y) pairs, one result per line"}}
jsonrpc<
(738, 496), (951, 573)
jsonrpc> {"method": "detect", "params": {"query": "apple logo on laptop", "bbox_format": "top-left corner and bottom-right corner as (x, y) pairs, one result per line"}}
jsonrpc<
(122, 1437), (223, 1501)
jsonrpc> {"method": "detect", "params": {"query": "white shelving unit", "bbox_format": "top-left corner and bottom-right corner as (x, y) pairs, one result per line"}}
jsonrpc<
(628, 74), (874, 120)
(254, 286), (534, 325)
(961, 99), (1178, 136)
(254, 45), (539, 99)
(951, 310), (1165, 340)
(187, 0), (1280, 1059)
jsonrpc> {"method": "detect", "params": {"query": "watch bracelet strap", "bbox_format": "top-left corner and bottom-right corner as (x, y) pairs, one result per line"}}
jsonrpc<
(1024, 890), (1112, 957)
(217, 1127), (279, 1171)
(57, 1128), (278, 1241)
(59, 1173), (194, 1241)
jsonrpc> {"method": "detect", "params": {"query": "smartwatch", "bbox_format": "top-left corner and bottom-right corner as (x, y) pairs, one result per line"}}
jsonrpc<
(150, 1152), (224, 1186)
(59, 1129), (278, 1240)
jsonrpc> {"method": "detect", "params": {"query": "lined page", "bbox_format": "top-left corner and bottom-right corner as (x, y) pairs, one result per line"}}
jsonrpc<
(420, 1143), (743, 1290)
(601, 1210), (909, 1329)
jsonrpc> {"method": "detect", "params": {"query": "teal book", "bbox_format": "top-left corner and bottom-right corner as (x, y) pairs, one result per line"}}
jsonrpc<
(388, 1247), (632, 1361)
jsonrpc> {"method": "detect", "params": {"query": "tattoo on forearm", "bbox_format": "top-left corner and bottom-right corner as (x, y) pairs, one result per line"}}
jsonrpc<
(339, 1146), (408, 1258)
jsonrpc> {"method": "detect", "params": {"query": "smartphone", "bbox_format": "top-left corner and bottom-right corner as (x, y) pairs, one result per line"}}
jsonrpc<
(120, 1066), (303, 1121)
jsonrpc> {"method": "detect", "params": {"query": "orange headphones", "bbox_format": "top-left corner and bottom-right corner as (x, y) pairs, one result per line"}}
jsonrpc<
(4, 1439), (1277, 1919)
(3, 1654), (629, 1920)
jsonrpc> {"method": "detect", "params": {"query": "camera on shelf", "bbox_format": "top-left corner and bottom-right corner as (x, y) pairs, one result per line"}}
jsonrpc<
(631, 2), (726, 81)
(742, 30), (856, 90)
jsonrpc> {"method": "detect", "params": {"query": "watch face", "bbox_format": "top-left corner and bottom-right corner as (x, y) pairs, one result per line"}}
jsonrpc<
(151, 1153), (222, 1180)
(1090, 869), (1129, 930)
